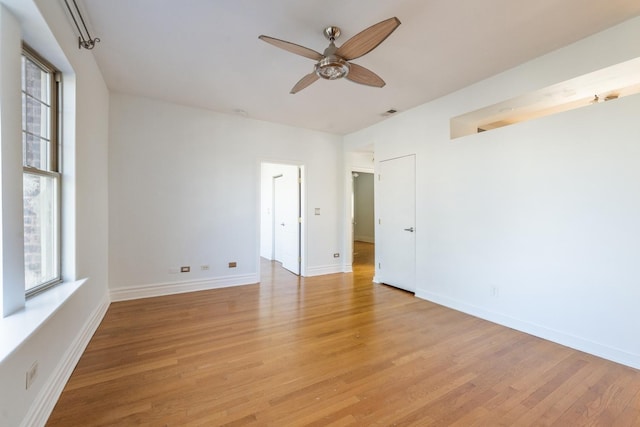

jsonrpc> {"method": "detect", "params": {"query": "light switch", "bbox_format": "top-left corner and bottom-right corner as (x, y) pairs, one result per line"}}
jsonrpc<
(315, 208), (320, 215)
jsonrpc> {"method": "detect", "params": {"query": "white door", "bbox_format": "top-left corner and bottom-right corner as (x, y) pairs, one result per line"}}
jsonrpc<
(273, 166), (300, 275)
(377, 155), (416, 292)
(273, 175), (285, 262)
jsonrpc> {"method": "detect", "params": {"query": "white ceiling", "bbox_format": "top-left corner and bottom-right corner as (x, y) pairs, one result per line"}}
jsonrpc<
(81, 0), (640, 135)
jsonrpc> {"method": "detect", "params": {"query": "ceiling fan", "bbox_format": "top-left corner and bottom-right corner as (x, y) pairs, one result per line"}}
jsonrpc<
(259, 17), (401, 94)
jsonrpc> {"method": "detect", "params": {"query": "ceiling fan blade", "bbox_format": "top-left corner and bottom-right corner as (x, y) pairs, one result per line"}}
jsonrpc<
(258, 35), (324, 61)
(290, 72), (320, 94)
(346, 63), (385, 88)
(335, 17), (401, 61)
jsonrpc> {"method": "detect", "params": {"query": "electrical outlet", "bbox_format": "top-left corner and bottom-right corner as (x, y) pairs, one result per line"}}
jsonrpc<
(201, 265), (210, 271)
(228, 262), (237, 268)
(180, 266), (190, 273)
(26, 361), (38, 390)
(333, 253), (340, 258)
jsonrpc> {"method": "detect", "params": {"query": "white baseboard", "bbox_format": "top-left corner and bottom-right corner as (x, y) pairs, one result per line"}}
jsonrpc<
(22, 292), (110, 427)
(110, 274), (259, 302)
(304, 265), (344, 277)
(415, 290), (640, 370)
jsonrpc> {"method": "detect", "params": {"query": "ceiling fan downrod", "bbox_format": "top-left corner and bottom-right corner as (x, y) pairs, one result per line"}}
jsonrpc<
(316, 26), (349, 80)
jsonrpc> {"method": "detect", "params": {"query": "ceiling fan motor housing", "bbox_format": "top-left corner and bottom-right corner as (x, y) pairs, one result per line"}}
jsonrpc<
(315, 55), (350, 80)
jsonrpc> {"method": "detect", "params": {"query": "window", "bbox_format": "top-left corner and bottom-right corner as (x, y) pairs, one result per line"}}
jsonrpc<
(21, 45), (61, 296)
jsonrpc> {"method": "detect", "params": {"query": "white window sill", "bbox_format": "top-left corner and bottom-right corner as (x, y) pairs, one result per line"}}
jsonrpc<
(0, 278), (87, 364)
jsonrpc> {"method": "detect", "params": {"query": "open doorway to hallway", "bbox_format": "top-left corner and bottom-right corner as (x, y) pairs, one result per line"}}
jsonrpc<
(260, 162), (304, 276)
(347, 148), (375, 280)
(352, 171), (375, 278)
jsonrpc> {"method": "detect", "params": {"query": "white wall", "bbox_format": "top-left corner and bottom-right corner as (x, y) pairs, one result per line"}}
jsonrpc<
(345, 16), (640, 369)
(0, 0), (110, 425)
(0, 4), (24, 317)
(348, 151), (375, 172)
(109, 94), (343, 300)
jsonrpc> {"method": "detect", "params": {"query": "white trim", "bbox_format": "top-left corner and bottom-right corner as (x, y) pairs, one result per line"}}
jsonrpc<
(304, 265), (343, 277)
(352, 167), (374, 174)
(110, 274), (259, 302)
(415, 290), (640, 370)
(0, 279), (87, 364)
(21, 292), (110, 427)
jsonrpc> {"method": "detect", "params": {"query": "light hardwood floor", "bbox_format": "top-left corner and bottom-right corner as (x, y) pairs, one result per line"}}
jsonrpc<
(47, 242), (640, 426)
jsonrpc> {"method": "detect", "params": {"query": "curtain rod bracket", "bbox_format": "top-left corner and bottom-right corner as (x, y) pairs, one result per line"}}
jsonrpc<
(78, 36), (100, 50)
(64, 0), (100, 50)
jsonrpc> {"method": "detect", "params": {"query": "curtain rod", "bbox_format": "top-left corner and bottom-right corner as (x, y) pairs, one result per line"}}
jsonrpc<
(63, 0), (100, 49)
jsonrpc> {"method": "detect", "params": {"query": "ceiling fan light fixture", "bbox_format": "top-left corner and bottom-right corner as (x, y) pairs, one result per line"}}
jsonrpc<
(315, 55), (350, 80)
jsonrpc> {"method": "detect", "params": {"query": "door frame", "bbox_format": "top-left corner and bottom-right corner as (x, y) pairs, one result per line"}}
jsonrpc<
(352, 171), (375, 245)
(343, 158), (374, 274)
(258, 160), (306, 277)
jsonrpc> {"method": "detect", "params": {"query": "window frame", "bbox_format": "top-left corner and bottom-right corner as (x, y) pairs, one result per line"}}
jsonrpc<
(21, 43), (62, 297)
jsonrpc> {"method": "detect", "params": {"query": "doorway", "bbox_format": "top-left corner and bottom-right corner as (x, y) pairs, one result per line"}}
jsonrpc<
(345, 149), (376, 277)
(260, 162), (303, 276)
(352, 171), (375, 274)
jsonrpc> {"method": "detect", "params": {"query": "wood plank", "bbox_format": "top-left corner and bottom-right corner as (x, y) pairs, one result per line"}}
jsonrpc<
(46, 242), (640, 425)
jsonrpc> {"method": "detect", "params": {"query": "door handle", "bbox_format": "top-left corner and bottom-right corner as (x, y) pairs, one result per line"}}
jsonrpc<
(404, 227), (414, 232)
